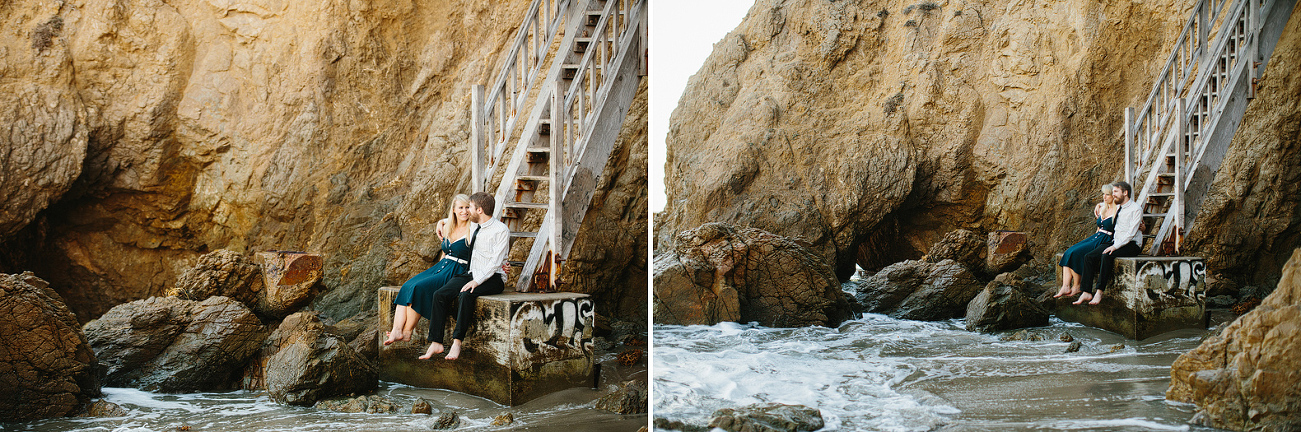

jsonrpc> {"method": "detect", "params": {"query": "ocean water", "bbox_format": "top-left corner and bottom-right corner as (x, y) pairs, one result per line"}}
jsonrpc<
(654, 315), (1219, 432)
(3, 382), (646, 432)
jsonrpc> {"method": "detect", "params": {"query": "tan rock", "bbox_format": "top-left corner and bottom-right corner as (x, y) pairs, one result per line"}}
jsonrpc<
(169, 249), (263, 306)
(254, 251), (322, 318)
(921, 228), (985, 270)
(248, 311), (376, 406)
(653, 223), (850, 328)
(0, 272), (101, 421)
(1167, 248), (1301, 431)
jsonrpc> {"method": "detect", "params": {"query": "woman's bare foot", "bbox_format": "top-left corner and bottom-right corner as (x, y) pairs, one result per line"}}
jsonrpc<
(445, 340), (463, 361)
(383, 331), (399, 346)
(1053, 285), (1072, 298)
(1072, 292), (1093, 305)
(418, 342), (445, 360)
(1088, 290), (1103, 305)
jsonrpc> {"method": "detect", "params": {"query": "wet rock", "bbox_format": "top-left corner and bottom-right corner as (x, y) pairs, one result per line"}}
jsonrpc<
(168, 250), (263, 306)
(0, 272), (101, 421)
(431, 412), (460, 429)
(922, 229), (985, 270)
(78, 400), (127, 417)
(348, 328), (379, 361)
(411, 398), (432, 415)
(1000, 330), (1046, 342)
(965, 274), (1050, 333)
(491, 412), (514, 426)
(254, 252), (322, 318)
(708, 403), (825, 432)
(596, 380), (648, 414)
(1058, 333), (1074, 343)
(653, 418), (709, 432)
(84, 296), (265, 392)
(853, 259), (984, 321)
(1108, 344), (1125, 354)
(250, 312), (377, 406)
(1065, 341), (1082, 353)
(653, 223), (850, 328)
(1207, 295), (1237, 308)
(986, 232), (1031, 275)
(1167, 248), (1301, 431)
(313, 394), (399, 414)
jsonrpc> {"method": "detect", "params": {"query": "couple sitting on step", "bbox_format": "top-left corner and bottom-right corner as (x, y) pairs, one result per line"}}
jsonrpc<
(382, 192), (510, 360)
(1053, 181), (1144, 305)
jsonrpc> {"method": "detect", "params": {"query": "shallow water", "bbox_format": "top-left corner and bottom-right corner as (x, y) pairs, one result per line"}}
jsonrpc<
(654, 315), (1220, 432)
(4, 381), (646, 432)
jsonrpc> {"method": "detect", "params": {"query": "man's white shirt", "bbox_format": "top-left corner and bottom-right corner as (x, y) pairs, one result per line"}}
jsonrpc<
(467, 218), (510, 285)
(1111, 200), (1144, 249)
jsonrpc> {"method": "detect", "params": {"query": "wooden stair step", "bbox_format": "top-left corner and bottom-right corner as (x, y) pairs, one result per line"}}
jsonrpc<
(508, 260), (526, 267)
(1148, 192), (1175, 197)
(574, 37), (592, 52)
(527, 146), (552, 153)
(516, 175), (550, 181)
(538, 119), (550, 135)
(505, 201), (549, 209)
(585, 11), (622, 26)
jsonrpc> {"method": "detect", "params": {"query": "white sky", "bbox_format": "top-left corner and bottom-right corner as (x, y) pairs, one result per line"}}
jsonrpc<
(649, 0), (755, 215)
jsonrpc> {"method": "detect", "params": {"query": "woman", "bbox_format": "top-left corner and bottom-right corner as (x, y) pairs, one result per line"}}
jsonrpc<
(383, 194), (475, 345)
(1053, 184), (1118, 299)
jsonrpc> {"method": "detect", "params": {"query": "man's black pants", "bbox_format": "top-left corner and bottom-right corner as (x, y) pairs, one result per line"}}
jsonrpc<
(428, 273), (505, 344)
(1080, 241), (1141, 294)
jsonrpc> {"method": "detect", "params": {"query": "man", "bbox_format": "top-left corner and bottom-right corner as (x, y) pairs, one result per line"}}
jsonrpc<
(1076, 181), (1144, 305)
(420, 192), (509, 360)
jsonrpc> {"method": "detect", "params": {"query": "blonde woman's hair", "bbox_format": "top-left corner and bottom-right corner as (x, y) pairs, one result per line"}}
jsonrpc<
(444, 194), (473, 236)
(1101, 184), (1114, 194)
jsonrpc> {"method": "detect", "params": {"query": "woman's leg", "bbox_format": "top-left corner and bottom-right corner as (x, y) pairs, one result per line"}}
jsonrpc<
(1066, 267), (1082, 295)
(1055, 267), (1075, 297)
(400, 306), (421, 340)
(384, 304), (409, 345)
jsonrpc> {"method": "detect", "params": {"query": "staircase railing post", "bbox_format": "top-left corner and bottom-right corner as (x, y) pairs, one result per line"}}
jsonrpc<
(472, 84), (486, 193)
(1125, 107), (1135, 186)
(1174, 98), (1185, 254)
(550, 74), (564, 291)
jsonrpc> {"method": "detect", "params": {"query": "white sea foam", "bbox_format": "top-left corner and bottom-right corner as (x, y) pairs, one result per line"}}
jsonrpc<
(655, 314), (1205, 431)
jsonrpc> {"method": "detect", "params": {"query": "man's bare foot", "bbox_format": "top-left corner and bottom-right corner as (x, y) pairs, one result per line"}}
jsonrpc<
(418, 342), (445, 360)
(1072, 292), (1093, 305)
(445, 340), (462, 361)
(1088, 290), (1103, 305)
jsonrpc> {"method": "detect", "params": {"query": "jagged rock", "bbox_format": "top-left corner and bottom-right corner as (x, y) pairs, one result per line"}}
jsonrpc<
(1108, 344), (1125, 354)
(1065, 341), (1082, 353)
(708, 403), (825, 432)
(412, 398), (432, 415)
(654, 418), (709, 432)
(595, 380), (648, 414)
(922, 229), (985, 270)
(1000, 330), (1046, 342)
(491, 412), (514, 426)
(0, 9), (88, 240)
(852, 259), (984, 321)
(986, 231), (1031, 275)
(250, 312), (377, 406)
(168, 250), (262, 306)
(1167, 248), (1301, 431)
(431, 412), (460, 429)
(83, 296), (265, 392)
(78, 400), (127, 417)
(313, 394), (399, 414)
(348, 328), (379, 362)
(254, 252), (322, 318)
(1059, 333), (1074, 343)
(653, 223), (850, 327)
(965, 274), (1050, 332)
(0, 272), (101, 421)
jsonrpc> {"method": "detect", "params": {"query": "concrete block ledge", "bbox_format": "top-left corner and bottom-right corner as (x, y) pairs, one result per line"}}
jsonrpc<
(376, 287), (595, 405)
(1054, 256), (1207, 340)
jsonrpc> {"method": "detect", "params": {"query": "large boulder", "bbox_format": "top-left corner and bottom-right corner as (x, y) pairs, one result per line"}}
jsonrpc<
(245, 312), (376, 406)
(83, 296), (266, 392)
(0, 272), (100, 421)
(965, 273), (1050, 333)
(168, 249), (263, 306)
(1166, 248), (1301, 431)
(708, 403), (824, 432)
(853, 259), (984, 321)
(922, 229), (986, 270)
(653, 223), (850, 328)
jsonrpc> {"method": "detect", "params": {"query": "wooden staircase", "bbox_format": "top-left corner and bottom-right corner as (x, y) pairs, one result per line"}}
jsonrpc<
(1123, 0), (1296, 255)
(468, 0), (646, 291)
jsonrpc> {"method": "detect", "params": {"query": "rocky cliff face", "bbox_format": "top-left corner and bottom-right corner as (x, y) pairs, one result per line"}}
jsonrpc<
(657, 0), (1301, 287)
(0, 0), (646, 326)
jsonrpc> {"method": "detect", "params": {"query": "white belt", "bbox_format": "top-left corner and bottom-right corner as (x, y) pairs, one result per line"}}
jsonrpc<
(443, 256), (468, 265)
